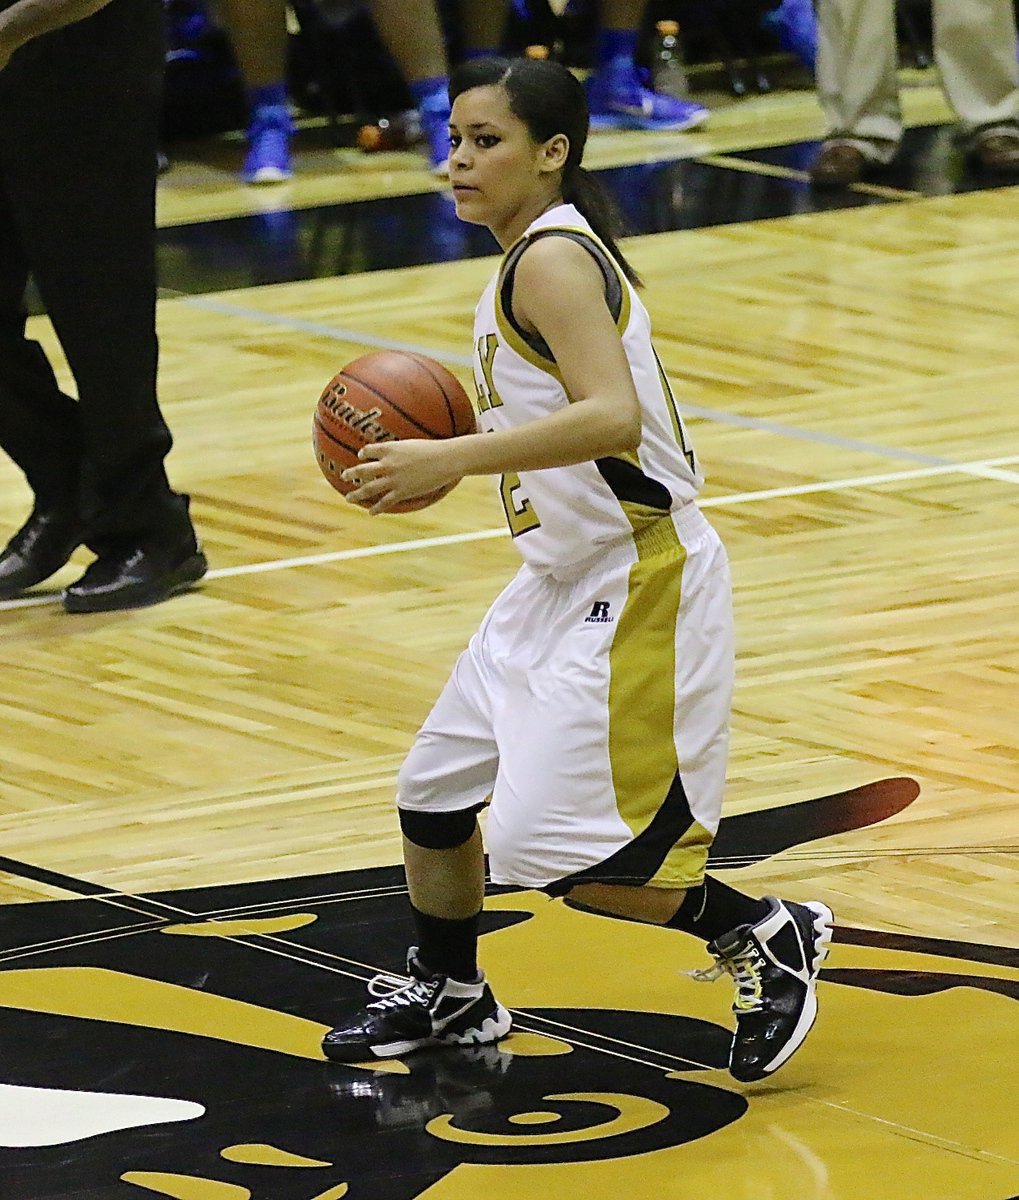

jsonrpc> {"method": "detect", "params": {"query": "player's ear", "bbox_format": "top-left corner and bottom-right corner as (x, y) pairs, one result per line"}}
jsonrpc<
(539, 133), (570, 174)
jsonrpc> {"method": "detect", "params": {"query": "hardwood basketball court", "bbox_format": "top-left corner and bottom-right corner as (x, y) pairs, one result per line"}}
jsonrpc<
(1, 70), (1017, 1200)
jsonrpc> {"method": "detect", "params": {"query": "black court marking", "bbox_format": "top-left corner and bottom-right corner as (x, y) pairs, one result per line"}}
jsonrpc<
(0, 776), (919, 918)
(708, 777), (921, 869)
(822, 968), (1019, 1002)
(23, 124), (1016, 317)
(2, 778), (1011, 985)
(833, 925), (1019, 971)
(0, 862), (728, 1077)
(1, 858), (1014, 1200)
(1, 778), (1016, 1200)
(0, 854), (109, 898)
(147, 156), (894, 301)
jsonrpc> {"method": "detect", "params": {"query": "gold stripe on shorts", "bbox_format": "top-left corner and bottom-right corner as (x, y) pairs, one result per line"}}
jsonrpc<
(607, 515), (712, 889)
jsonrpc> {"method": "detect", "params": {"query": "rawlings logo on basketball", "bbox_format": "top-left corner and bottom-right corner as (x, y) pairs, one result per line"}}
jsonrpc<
(320, 388), (396, 445)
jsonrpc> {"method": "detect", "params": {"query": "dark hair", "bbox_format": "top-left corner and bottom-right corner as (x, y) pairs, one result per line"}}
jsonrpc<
(448, 56), (643, 287)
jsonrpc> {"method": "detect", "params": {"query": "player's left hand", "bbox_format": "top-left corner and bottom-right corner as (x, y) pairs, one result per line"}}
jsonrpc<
(342, 441), (462, 514)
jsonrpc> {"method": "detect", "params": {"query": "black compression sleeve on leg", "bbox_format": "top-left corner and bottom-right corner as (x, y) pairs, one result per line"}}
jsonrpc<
(666, 876), (772, 942)
(411, 904), (481, 983)
(398, 806), (480, 850)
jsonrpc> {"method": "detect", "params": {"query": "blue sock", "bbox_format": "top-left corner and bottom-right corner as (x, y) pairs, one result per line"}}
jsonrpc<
(595, 27), (639, 73)
(409, 75), (449, 115)
(248, 81), (288, 113)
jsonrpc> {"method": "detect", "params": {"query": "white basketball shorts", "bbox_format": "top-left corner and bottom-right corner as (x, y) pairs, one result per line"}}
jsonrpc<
(397, 503), (735, 893)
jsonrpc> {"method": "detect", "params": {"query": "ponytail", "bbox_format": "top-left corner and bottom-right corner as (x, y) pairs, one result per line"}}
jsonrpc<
(562, 165), (643, 288)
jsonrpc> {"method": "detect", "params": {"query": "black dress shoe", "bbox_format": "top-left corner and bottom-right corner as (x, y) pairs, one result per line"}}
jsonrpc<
(63, 540), (208, 613)
(0, 508), (84, 598)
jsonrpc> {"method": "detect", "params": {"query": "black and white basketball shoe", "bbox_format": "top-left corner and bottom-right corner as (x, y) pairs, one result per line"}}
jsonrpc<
(322, 949), (513, 1062)
(690, 896), (834, 1082)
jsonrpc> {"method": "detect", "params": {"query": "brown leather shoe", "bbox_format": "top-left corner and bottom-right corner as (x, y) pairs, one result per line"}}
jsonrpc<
(972, 131), (1019, 172)
(809, 141), (869, 188)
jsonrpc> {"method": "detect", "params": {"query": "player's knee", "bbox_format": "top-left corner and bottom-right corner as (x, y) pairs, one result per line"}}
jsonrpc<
(398, 806), (479, 850)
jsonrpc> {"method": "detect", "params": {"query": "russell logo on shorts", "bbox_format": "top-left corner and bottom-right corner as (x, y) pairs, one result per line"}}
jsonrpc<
(585, 601), (614, 623)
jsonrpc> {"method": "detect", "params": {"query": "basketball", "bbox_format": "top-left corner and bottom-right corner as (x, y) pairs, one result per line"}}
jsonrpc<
(313, 350), (477, 512)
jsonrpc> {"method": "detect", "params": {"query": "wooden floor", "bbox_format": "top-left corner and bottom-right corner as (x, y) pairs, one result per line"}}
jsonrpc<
(1, 72), (1017, 1200)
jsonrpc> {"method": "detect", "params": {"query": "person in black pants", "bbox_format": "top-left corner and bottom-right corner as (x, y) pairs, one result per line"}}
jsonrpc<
(0, 0), (206, 612)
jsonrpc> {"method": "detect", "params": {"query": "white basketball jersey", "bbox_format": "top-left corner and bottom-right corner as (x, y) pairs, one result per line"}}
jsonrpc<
(472, 202), (702, 578)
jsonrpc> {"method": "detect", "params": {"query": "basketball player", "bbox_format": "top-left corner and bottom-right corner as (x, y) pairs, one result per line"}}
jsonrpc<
(323, 56), (834, 1084)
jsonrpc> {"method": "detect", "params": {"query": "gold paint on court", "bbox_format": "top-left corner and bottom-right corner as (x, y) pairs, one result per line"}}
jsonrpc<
(121, 1173), (250, 1200)
(219, 1144), (332, 1167)
(426, 1093), (670, 1146)
(161, 914), (318, 937)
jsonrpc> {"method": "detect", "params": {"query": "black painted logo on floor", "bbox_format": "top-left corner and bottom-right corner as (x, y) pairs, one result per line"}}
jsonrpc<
(0, 777), (1016, 1200)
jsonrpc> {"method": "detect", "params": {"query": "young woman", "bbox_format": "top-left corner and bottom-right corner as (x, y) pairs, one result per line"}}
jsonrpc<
(323, 56), (833, 1083)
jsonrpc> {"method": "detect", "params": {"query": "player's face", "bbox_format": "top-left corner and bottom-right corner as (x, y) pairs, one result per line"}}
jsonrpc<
(448, 85), (567, 248)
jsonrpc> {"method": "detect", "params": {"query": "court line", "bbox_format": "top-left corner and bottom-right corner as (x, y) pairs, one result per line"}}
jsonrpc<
(0, 920), (165, 965)
(2, 453), (1017, 613)
(698, 153), (923, 201)
(7, 842), (1012, 963)
(3, 892), (1017, 1168)
(182, 292), (999, 472)
(697, 154), (812, 183)
(803, 1096), (1019, 1168)
(0, 861), (720, 1071)
(514, 1009), (713, 1072)
(4, 859), (1019, 1164)
(180, 294), (476, 363)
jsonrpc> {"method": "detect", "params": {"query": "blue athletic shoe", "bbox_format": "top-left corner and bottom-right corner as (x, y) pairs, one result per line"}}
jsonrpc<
(242, 103), (293, 185)
(587, 66), (709, 132)
(418, 93), (451, 176)
(761, 0), (817, 71)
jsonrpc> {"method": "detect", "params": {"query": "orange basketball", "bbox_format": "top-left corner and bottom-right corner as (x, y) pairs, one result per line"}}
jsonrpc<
(313, 350), (477, 513)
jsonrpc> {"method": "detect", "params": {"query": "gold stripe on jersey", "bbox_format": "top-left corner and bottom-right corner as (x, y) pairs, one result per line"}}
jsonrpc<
(494, 296), (566, 384)
(493, 224), (633, 385)
(606, 520), (712, 890)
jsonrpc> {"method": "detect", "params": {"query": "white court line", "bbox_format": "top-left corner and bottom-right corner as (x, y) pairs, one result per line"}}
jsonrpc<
(181, 296), (470, 364)
(696, 455), (1019, 500)
(182, 294), (978, 471)
(2, 454), (1018, 611)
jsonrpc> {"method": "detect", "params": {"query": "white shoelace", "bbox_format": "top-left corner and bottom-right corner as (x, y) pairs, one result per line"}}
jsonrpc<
(687, 948), (766, 1013)
(365, 972), (436, 1011)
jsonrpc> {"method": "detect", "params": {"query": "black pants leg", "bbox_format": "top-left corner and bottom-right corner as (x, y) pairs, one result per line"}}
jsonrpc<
(0, 0), (193, 552)
(0, 177), (82, 510)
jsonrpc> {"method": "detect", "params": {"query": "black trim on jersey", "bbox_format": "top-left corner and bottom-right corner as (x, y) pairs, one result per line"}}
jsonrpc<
(595, 456), (673, 511)
(544, 770), (697, 895)
(499, 230), (625, 361)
